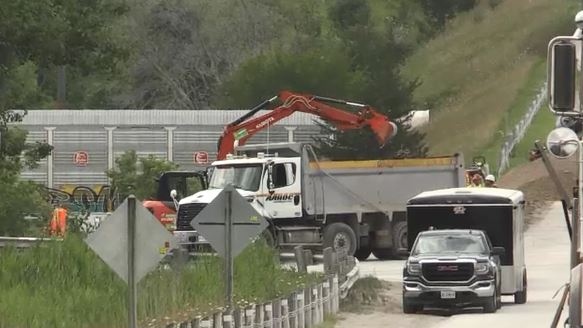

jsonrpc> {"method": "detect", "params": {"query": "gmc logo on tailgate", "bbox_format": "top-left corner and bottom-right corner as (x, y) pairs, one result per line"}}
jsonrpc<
(437, 265), (459, 272)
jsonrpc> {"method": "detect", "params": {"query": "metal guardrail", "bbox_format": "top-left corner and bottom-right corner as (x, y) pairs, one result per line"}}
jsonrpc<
(0, 236), (63, 249)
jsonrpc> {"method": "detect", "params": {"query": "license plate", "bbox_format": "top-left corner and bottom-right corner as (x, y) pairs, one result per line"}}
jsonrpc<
(440, 290), (456, 299)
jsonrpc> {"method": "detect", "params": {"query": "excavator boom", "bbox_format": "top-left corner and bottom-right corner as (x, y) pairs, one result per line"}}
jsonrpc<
(217, 90), (397, 160)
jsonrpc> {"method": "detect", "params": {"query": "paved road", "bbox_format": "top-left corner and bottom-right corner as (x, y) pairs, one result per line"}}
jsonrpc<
(340, 202), (571, 327)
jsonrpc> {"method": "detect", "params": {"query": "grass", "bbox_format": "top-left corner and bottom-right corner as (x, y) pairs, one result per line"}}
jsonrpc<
(508, 102), (556, 169)
(478, 59), (547, 174)
(0, 236), (318, 328)
(402, 0), (576, 165)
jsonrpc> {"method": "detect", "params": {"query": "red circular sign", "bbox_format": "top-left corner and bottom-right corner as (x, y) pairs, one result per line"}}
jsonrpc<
(73, 151), (89, 167)
(193, 151), (209, 164)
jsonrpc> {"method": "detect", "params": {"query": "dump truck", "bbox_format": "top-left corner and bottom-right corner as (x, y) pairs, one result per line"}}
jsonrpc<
(174, 142), (466, 260)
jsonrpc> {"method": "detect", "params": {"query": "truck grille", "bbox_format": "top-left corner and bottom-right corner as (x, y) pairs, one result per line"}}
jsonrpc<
(422, 262), (474, 282)
(176, 203), (207, 231)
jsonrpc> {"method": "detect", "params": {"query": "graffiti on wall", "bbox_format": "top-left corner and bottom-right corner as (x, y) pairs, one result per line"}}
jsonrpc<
(46, 185), (119, 213)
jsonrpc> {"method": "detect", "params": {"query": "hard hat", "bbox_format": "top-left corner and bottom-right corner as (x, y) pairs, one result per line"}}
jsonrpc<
(485, 174), (496, 182)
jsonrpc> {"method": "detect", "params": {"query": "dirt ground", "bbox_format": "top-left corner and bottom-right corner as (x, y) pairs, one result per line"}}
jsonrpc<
(497, 155), (577, 225)
(334, 155), (578, 327)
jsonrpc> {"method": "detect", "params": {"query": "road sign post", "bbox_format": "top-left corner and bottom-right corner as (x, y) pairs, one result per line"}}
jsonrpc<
(191, 184), (268, 312)
(127, 195), (138, 328)
(225, 188), (234, 311)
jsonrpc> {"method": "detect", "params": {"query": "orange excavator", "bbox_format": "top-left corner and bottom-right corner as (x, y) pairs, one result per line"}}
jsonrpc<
(216, 90), (398, 160)
(145, 90), (397, 227)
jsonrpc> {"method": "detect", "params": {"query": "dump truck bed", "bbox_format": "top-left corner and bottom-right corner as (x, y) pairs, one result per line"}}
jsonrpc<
(303, 155), (466, 216)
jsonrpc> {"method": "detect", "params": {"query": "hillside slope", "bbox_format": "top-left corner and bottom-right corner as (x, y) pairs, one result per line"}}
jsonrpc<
(402, 0), (577, 170)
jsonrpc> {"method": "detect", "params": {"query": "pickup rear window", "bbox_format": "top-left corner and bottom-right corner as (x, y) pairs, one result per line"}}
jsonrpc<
(412, 234), (488, 255)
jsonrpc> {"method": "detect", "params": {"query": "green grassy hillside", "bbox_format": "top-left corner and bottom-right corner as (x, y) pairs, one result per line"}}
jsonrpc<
(402, 0), (578, 172)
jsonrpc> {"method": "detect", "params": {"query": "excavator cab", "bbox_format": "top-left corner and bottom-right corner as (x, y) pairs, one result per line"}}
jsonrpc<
(143, 171), (208, 230)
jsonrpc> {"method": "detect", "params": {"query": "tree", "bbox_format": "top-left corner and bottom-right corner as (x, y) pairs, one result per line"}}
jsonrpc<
(314, 0), (428, 160)
(218, 47), (367, 108)
(106, 150), (178, 201)
(0, 0), (130, 235)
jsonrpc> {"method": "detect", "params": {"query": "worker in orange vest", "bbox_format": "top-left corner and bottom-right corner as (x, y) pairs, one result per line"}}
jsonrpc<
(49, 203), (68, 237)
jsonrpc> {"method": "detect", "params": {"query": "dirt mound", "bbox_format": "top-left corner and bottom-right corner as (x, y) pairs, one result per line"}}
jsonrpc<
(498, 155), (577, 220)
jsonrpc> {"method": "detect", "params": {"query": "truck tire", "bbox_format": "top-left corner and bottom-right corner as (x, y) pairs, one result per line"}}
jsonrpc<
(323, 222), (357, 256)
(371, 248), (392, 260)
(391, 220), (408, 259)
(514, 269), (527, 304)
(354, 247), (371, 261)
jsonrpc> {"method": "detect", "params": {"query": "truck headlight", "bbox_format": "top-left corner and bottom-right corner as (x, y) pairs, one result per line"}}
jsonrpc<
(407, 263), (421, 274)
(475, 262), (490, 274)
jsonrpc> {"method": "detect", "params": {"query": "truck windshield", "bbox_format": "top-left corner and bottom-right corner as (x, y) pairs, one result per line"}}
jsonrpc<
(412, 234), (487, 255)
(209, 164), (263, 191)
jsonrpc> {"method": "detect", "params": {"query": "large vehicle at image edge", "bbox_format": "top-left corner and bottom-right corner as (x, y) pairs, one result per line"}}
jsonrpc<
(402, 188), (528, 312)
(173, 142), (466, 260)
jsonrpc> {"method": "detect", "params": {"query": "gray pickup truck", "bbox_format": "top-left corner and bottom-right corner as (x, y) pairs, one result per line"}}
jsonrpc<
(402, 229), (505, 313)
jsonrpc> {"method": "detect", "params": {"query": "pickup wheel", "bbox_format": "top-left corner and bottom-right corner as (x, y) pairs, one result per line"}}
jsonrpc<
(483, 292), (498, 313)
(354, 247), (372, 261)
(391, 221), (408, 259)
(402, 296), (421, 314)
(323, 222), (357, 256)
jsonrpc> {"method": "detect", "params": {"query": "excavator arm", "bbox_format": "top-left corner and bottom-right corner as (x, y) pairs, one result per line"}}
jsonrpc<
(217, 90), (398, 160)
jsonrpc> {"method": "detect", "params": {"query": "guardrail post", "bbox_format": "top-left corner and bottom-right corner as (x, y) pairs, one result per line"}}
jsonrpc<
(281, 299), (290, 328)
(234, 308), (243, 328)
(244, 306), (255, 328)
(312, 287), (319, 325)
(304, 288), (312, 328)
(255, 304), (264, 326)
(273, 299), (282, 328)
(332, 275), (339, 313)
(323, 248), (333, 275)
(297, 290), (305, 328)
(294, 246), (306, 273)
(303, 249), (313, 266)
(264, 302), (273, 327)
(213, 312), (223, 328)
(323, 279), (330, 316)
(317, 284), (323, 323)
(191, 316), (201, 328)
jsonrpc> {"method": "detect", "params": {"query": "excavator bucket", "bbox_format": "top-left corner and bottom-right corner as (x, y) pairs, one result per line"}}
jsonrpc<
(366, 112), (398, 146)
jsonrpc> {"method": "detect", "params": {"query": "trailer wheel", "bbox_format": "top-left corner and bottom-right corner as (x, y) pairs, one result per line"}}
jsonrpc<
(354, 247), (372, 261)
(514, 269), (527, 304)
(323, 222), (357, 256)
(391, 221), (408, 259)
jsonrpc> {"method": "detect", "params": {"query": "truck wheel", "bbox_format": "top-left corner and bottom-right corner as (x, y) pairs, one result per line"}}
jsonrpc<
(354, 247), (371, 261)
(514, 269), (527, 304)
(323, 222), (357, 256)
(371, 248), (392, 260)
(391, 221), (408, 259)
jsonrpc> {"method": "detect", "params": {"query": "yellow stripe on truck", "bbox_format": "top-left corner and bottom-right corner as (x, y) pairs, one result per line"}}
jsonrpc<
(308, 156), (457, 169)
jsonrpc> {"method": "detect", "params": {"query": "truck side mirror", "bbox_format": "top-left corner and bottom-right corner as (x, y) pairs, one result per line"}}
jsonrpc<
(170, 189), (178, 200)
(491, 246), (505, 256)
(549, 41), (577, 112)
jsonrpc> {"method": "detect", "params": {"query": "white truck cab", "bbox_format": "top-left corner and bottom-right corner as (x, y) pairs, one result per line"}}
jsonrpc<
(174, 152), (301, 247)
